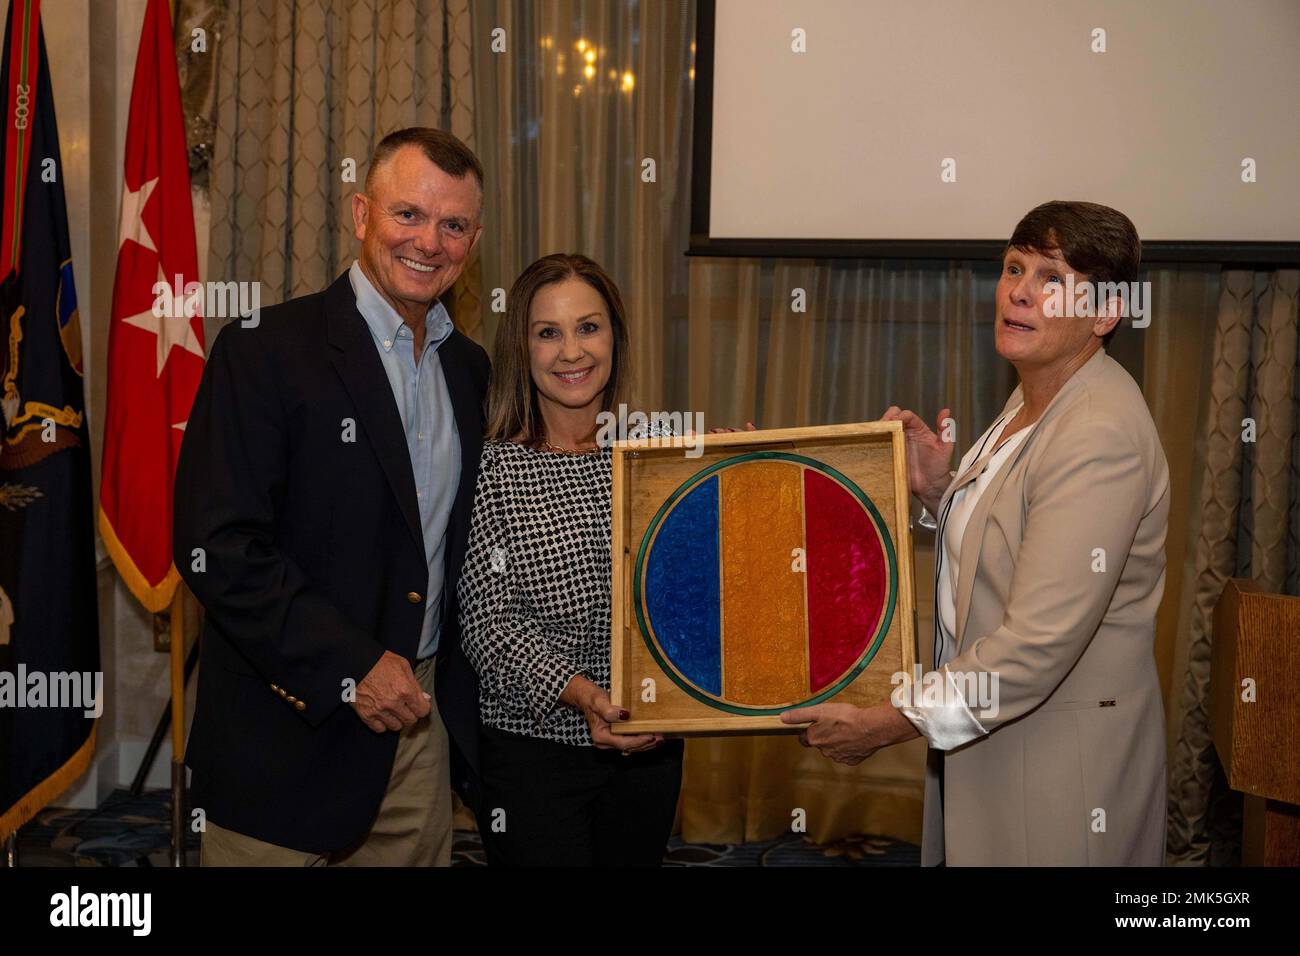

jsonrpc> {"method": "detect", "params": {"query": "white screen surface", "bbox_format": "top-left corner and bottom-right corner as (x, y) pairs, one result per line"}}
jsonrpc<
(707, 0), (1300, 244)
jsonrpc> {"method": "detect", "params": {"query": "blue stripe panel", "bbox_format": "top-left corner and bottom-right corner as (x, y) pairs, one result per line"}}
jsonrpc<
(645, 474), (722, 695)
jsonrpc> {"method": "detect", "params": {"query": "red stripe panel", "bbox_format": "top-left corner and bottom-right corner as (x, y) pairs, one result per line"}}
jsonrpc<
(803, 469), (888, 692)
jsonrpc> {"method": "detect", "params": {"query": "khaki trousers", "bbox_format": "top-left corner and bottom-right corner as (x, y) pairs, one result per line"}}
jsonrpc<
(200, 655), (452, 867)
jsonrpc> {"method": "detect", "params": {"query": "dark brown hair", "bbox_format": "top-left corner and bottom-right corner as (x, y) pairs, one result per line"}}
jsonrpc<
(1006, 201), (1141, 345)
(365, 126), (484, 194)
(487, 253), (633, 445)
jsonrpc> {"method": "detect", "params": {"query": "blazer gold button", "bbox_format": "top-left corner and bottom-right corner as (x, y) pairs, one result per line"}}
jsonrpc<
(407, 591), (422, 604)
(294, 700), (306, 711)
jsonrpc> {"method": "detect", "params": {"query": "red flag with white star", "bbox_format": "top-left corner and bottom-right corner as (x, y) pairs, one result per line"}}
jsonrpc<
(100, 0), (204, 612)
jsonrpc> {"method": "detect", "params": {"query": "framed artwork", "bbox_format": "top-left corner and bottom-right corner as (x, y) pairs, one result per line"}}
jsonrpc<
(610, 422), (917, 735)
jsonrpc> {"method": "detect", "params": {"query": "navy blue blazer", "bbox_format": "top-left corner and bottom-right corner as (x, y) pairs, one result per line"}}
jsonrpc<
(174, 271), (488, 853)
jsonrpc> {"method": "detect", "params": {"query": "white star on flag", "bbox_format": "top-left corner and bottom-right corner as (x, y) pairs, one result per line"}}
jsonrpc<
(121, 263), (205, 377)
(118, 176), (160, 253)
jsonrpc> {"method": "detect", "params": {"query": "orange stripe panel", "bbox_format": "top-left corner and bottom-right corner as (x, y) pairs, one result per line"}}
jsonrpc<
(719, 460), (808, 704)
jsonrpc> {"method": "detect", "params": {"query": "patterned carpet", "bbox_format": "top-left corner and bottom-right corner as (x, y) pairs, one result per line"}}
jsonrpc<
(16, 788), (919, 867)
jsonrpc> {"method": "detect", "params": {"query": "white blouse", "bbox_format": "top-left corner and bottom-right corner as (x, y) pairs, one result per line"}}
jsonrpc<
(899, 406), (1034, 750)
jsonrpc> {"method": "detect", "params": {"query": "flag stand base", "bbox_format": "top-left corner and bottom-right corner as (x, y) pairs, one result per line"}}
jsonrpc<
(171, 760), (186, 867)
(130, 638), (200, 797)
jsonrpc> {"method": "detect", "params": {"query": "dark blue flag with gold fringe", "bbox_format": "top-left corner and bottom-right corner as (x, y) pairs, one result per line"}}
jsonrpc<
(0, 0), (100, 843)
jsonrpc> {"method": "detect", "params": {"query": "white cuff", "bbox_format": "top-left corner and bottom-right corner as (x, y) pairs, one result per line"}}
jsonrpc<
(896, 667), (988, 751)
(915, 505), (937, 532)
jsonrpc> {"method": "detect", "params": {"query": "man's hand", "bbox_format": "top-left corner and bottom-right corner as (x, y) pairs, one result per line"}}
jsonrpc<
(780, 702), (919, 765)
(352, 650), (431, 733)
(881, 406), (953, 516)
(561, 674), (663, 753)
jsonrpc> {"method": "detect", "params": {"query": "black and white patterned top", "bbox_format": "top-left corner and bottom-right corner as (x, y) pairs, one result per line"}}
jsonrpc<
(458, 425), (670, 746)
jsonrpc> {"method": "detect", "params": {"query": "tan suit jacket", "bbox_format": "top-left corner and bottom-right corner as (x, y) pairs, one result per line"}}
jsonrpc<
(922, 348), (1169, 865)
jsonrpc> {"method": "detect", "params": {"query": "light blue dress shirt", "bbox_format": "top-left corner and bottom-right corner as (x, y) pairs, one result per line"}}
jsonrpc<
(349, 260), (461, 659)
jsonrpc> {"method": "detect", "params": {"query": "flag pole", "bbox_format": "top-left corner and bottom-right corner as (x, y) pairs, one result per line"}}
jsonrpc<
(168, 0), (184, 850)
(169, 585), (186, 866)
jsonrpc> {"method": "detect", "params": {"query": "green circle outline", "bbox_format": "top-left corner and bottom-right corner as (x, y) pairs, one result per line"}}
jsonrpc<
(632, 451), (898, 716)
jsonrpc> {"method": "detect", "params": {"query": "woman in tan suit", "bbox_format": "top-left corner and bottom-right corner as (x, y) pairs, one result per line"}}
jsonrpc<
(784, 201), (1170, 866)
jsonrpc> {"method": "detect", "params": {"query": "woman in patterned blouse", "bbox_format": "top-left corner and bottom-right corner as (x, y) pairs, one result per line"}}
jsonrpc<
(457, 253), (683, 866)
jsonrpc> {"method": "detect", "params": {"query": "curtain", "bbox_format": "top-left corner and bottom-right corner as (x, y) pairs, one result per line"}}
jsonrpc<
(206, 0), (480, 343)
(1138, 268), (1222, 720)
(467, 0), (694, 408)
(1166, 269), (1300, 865)
(688, 258), (1012, 432)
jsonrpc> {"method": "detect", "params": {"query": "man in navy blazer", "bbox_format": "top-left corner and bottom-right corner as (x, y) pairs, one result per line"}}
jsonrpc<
(174, 128), (488, 865)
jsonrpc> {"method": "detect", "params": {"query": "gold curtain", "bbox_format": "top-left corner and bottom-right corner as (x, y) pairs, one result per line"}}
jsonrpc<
(1139, 269), (1222, 723)
(687, 259), (1014, 433)
(467, 0), (695, 407)
(207, 0), (480, 340)
(1165, 269), (1300, 864)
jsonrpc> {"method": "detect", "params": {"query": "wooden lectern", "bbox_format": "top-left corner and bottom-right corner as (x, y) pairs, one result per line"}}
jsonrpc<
(1211, 579), (1300, 865)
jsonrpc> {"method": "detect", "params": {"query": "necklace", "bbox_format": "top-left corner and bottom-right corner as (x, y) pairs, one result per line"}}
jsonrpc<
(538, 437), (601, 455)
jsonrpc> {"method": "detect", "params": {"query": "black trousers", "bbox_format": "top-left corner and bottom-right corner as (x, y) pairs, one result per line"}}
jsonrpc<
(476, 726), (684, 866)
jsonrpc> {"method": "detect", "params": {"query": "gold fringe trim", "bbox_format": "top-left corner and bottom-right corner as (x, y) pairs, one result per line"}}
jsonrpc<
(0, 724), (97, 844)
(98, 506), (180, 613)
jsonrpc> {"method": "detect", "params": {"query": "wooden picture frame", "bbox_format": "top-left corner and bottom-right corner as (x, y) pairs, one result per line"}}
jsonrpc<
(610, 422), (917, 735)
